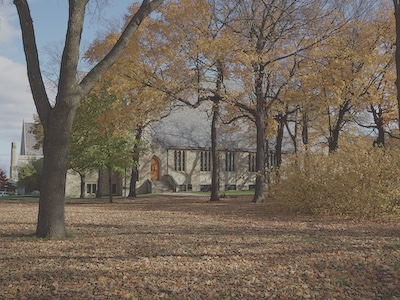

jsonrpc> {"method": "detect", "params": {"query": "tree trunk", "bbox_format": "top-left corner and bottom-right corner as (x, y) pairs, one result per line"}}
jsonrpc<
(253, 112), (266, 203)
(275, 114), (285, 168)
(129, 126), (143, 198)
(79, 173), (85, 199)
(129, 168), (138, 198)
(96, 170), (103, 198)
(36, 105), (76, 238)
(210, 98), (220, 202)
(371, 105), (385, 147)
(328, 100), (350, 153)
(108, 167), (113, 203)
(302, 110), (309, 147)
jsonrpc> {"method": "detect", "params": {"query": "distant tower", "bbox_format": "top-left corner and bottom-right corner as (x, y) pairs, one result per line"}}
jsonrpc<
(10, 142), (17, 181)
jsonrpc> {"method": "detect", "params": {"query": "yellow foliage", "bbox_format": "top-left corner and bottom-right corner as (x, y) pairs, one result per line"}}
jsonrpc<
(268, 139), (400, 217)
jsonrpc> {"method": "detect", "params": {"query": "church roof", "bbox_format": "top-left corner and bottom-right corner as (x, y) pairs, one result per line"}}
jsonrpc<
(149, 104), (256, 152)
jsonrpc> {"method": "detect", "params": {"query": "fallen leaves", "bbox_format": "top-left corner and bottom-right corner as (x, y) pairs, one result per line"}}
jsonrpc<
(0, 196), (399, 299)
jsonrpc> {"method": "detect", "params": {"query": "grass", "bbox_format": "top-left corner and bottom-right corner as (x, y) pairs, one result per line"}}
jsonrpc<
(0, 195), (399, 299)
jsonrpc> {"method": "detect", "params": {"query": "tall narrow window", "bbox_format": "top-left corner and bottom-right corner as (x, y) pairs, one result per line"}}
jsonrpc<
(200, 151), (211, 171)
(225, 151), (235, 172)
(174, 150), (186, 171)
(86, 184), (91, 194)
(249, 152), (256, 172)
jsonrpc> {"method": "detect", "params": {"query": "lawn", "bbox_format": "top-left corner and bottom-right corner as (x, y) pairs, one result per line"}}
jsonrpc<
(0, 195), (399, 299)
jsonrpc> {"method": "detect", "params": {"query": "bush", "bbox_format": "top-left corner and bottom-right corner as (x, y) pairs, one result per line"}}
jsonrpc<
(267, 141), (400, 217)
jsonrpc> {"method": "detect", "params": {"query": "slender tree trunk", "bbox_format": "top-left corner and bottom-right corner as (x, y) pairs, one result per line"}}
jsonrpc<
(252, 59), (267, 203)
(210, 63), (223, 202)
(129, 126), (143, 198)
(96, 170), (103, 198)
(108, 167), (113, 203)
(371, 105), (385, 147)
(253, 112), (266, 203)
(210, 98), (220, 202)
(129, 168), (138, 198)
(275, 114), (286, 167)
(302, 110), (309, 147)
(328, 100), (350, 153)
(79, 173), (85, 199)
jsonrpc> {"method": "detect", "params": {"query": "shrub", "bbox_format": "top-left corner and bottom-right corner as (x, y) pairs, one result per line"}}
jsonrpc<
(267, 141), (400, 217)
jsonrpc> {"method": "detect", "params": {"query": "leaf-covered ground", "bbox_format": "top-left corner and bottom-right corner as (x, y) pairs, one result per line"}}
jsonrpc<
(0, 196), (399, 299)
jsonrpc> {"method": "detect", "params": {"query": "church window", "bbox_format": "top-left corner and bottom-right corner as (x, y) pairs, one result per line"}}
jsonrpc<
(249, 152), (256, 172)
(200, 151), (211, 171)
(225, 151), (235, 172)
(174, 150), (186, 171)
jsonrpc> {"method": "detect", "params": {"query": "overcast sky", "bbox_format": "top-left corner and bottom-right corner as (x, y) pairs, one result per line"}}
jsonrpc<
(0, 0), (135, 177)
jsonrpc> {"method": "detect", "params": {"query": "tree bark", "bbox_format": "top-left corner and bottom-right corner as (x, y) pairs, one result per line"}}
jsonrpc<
(129, 126), (143, 198)
(96, 170), (103, 198)
(275, 114), (286, 168)
(371, 105), (385, 147)
(210, 63), (224, 202)
(79, 173), (85, 199)
(328, 100), (350, 153)
(253, 112), (266, 203)
(210, 97), (220, 202)
(108, 167), (113, 204)
(129, 167), (138, 198)
(36, 102), (77, 238)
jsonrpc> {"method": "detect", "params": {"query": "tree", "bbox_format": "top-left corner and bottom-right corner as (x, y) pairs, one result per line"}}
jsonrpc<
(87, 0), (240, 201)
(297, 3), (395, 152)
(224, 0), (348, 202)
(17, 158), (43, 194)
(14, 0), (164, 238)
(0, 169), (7, 191)
(358, 4), (396, 147)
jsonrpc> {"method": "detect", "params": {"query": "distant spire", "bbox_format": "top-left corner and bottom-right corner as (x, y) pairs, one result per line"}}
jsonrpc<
(10, 142), (17, 181)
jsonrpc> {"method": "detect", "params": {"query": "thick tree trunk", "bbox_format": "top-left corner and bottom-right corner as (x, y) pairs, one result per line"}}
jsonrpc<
(36, 105), (76, 238)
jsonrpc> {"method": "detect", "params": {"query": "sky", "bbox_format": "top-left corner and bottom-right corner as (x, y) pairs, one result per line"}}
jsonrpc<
(0, 0), (137, 177)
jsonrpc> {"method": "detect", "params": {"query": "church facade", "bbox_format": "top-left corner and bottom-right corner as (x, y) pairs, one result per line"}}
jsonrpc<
(16, 103), (282, 198)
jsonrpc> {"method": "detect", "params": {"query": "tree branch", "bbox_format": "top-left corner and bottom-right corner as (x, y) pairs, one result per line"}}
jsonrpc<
(14, 0), (51, 123)
(79, 0), (164, 95)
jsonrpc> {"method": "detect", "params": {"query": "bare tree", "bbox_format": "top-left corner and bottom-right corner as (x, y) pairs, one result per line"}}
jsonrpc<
(14, 0), (163, 238)
(227, 0), (349, 202)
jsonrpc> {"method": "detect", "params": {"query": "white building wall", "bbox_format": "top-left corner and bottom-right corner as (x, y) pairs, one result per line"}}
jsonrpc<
(136, 147), (256, 193)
